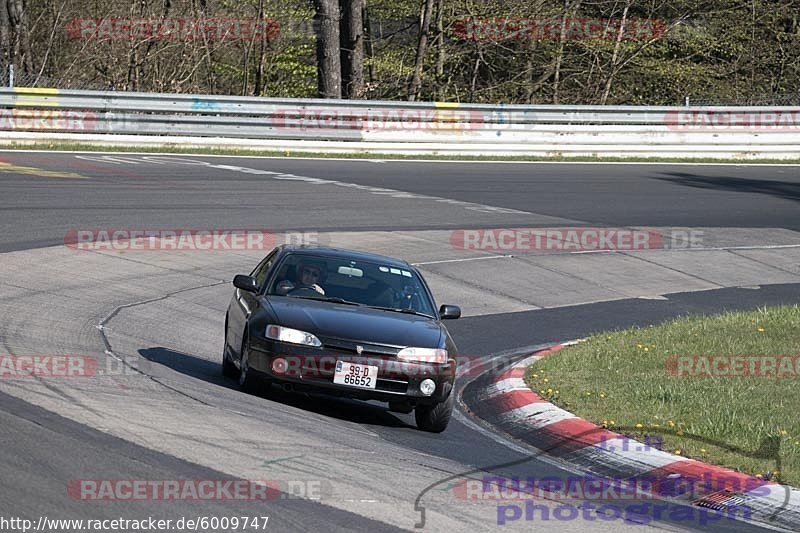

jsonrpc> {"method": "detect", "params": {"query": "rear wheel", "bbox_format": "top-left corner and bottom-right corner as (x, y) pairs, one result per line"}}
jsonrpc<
(415, 391), (454, 433)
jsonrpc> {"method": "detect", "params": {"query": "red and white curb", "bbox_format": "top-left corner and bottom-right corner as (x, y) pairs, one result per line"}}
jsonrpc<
(475, 342), (800, 530)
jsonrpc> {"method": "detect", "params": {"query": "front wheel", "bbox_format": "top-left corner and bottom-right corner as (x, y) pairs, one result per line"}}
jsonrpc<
(238, 336), (260, 393)
(415, 391), (454, 433)
(222, 335), (239, 379)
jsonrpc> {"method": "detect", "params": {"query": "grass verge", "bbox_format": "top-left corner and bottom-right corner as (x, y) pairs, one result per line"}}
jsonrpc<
(525, 305), (800, 486)
(1, 142), (800, 164)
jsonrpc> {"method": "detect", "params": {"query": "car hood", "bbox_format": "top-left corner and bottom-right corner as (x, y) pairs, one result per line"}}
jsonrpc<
(265, 297), (443, 348)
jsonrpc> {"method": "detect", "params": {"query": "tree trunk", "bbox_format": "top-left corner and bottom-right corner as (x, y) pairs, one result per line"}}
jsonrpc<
(8, 0), (33, 74)
(340, 0), (364, 98)
(316, 0), (341, 98)
(552, 0), (582, 104)
(254, 0), (267, 96)
(407, 0), (434, 101)
(600, 1), (631, 105)
(0, 0), (11, 71)
(434, 0), (444, 85)
(363, 3), (374, 86)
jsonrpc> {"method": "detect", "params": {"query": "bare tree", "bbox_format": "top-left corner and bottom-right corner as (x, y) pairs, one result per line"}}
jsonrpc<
(363, 2), (374, 86)
(553, 0), (582, 104)
(6, 0), (35, 74)
(254, 0), (269, 96)
(340, 0), (364, 98)
(0, 0), (11, 69)
(316, 0), (341, 98)
(407, 0), (434, 101)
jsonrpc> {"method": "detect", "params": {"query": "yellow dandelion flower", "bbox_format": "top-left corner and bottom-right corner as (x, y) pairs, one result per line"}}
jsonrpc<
(609, 420), (616, 425)
(547, 388), (553, 394)
(674, 450), (682, 455)
(599, 393), (606, 399)
(700, 449), (707, 453)
(543, 378), (549, 383)
(668, 421), (675, 427)
(635, 423), (643, 428)
(758, 327), (765, 333)
(637, 344), (643, 349)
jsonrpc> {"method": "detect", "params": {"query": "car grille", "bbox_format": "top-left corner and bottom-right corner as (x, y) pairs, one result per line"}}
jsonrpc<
(317, 337), (402, 356)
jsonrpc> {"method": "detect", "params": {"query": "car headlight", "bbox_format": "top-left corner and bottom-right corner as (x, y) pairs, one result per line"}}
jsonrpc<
(397, 347), (447, 364)
(265, 325), (322, 347)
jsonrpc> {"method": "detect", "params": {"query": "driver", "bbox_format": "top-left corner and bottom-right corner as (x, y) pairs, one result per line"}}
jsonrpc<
(276, 259), (327, 296)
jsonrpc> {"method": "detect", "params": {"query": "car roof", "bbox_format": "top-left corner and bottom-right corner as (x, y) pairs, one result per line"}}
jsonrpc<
(278, 245), (412, 268)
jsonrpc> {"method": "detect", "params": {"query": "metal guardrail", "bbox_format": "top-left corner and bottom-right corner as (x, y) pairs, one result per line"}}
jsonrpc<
(0, 88), (799, 158)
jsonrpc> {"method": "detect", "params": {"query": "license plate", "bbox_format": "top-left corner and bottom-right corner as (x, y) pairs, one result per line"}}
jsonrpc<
(333, 361), (378, 389)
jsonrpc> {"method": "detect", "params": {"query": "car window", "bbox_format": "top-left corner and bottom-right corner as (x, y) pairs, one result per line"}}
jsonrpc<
(251, 250), (277, 289)
(267, 253), (436, 316)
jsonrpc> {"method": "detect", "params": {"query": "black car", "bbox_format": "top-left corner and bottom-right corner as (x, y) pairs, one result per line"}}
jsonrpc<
(223, 245), (461, 432)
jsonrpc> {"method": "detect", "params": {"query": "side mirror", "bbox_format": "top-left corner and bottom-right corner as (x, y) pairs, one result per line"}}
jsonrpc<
(233, 274), (259, 293)
(439, 304), (461, 320)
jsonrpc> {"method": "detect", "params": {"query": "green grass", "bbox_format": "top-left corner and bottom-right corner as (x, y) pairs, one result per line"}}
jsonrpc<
(526, 306), (800, 485)
(1, 141), (800, 164)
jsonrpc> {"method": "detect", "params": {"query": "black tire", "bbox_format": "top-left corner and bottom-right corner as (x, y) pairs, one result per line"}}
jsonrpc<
(222, 336), (239, 379)
(415, 391), (454, 433)
(238, 335), (260, 394)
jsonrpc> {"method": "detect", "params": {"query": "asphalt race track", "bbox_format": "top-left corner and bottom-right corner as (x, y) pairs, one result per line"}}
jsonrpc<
(1, 152), (799, 532)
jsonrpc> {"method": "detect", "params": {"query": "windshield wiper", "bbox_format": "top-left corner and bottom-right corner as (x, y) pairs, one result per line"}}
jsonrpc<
(291, 295), (362, 306)
(323, 296), (362, 306)
(367, 306), (434, 318)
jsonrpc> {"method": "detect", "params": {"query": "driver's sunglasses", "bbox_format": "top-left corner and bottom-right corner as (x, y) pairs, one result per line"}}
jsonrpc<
(301, 267), (321, 279)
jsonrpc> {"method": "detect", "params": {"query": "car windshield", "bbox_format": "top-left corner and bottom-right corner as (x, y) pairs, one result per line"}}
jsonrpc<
(267, 253), (436, 317)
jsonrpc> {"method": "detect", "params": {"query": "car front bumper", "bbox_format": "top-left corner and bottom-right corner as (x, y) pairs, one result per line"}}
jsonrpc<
(248, 337), (455, 404)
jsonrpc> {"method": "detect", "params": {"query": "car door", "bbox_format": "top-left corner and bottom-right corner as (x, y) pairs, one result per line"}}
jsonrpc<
(228, 250), (277, 361)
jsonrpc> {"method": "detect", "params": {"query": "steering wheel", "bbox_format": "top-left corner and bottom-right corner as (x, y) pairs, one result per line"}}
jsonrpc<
(398, 285), (419, 309)
(288, 286), (324, 298)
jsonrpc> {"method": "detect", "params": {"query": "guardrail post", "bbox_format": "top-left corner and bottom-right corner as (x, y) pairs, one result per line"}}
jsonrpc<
(8, 64), (13, 88)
